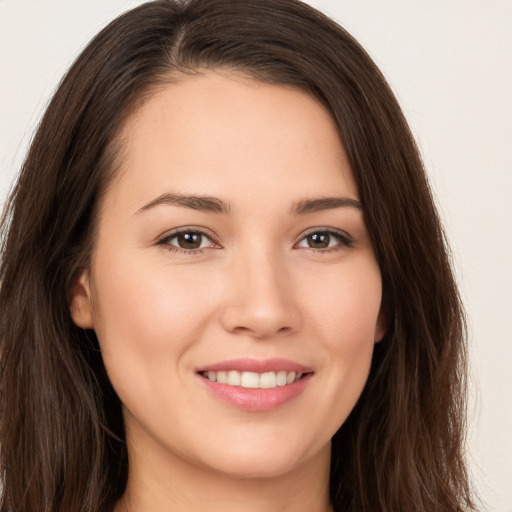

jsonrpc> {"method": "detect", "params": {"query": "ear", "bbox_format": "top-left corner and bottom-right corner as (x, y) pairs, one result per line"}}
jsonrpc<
(70, 270), (94, 329)
(374, 314), (387, 343)
(374, 298), (390, 343)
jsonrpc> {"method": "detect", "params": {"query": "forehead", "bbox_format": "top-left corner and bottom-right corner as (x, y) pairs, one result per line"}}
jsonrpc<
(108, 71), (358, 212)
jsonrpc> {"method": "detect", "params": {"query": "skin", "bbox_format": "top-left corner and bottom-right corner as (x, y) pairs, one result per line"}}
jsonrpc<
(71, 71), (386, 512)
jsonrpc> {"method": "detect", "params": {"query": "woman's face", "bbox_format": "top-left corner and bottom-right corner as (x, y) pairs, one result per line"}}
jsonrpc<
(71, 71), (385, 480)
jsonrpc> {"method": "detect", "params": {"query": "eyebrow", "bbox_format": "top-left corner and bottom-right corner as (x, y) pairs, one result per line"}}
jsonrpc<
(136, 192), (362, 216)
(290, 197), (363, 215)
(137, 193), (230, 215)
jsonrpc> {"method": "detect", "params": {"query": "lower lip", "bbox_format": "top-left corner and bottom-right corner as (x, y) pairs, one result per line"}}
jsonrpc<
(198, 373), (313, 412)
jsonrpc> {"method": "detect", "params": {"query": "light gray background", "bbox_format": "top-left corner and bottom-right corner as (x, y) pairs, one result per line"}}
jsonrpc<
(1, 1), (511, 510)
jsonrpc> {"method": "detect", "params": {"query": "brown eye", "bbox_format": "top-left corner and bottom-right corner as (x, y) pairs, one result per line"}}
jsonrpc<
(176, 232), (203, 249)
(306, 232), (331, 249)
(296, 229), (352, 251)
(159, 230), (217, 252)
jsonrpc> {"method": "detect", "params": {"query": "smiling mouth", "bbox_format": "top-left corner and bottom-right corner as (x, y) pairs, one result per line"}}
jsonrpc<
(199, 370), (307, 389)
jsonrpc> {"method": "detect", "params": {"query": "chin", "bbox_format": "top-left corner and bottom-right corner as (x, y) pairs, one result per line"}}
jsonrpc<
(196, 438), (330, 480)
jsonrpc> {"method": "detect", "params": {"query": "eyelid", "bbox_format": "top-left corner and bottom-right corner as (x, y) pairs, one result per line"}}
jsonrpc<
(294, 227), (354, 251)
(156, 226), (222, 253)
(155, 226), (353, 254)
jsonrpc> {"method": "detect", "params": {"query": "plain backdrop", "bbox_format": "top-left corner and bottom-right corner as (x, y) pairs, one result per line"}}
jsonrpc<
(1, 1), (511, 510)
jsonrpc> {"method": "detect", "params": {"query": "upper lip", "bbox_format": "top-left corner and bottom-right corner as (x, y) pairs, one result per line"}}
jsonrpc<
(196, 358), (312, 374)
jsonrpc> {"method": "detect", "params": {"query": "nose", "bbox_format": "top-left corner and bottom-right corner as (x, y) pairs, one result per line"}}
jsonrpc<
(219, 248), (302, 339)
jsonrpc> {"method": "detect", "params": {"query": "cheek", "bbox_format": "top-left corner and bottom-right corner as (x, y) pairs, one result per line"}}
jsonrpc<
(304, 260), (382, 416)
(93, 248), (216, 332)
(306, 259), (383, 346)
(88, 252), (220, 393)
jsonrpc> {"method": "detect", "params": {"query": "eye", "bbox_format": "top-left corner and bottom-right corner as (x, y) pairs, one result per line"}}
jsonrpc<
(157, 229), (219, 253)
(295, 229), (352, 251)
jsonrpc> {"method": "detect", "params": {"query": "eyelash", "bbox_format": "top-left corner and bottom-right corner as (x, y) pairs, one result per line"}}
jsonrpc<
(156, 227), (220, 255)
(156, 227), (353, 255)
(294, 228), (354, 253)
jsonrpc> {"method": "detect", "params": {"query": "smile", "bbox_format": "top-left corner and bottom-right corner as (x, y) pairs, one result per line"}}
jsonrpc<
(200, 370), (303, 389)
(196, 359), (313, 411)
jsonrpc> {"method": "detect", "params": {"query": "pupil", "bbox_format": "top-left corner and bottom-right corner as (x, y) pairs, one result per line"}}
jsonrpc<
(178, 232), (201, 249)
(308, 233), (329, 248)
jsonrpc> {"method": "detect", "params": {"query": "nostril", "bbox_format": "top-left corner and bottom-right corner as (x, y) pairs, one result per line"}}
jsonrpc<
(218, 293), (302, 339)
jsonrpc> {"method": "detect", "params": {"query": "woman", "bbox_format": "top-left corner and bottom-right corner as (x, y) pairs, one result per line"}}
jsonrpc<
(0, 0), (476, 511)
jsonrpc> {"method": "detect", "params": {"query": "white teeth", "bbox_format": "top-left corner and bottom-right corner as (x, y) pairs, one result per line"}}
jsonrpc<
(203, 370), (304, 389)
(260, 371), (277, 388)
(240, 371), (259, 388)
(286, 371), (296, 384)
(227, 370), (241, 386)
(276, 371), (287, 386)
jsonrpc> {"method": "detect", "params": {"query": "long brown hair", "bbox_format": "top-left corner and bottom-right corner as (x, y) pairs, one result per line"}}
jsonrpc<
(0, 1), (476, 510)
